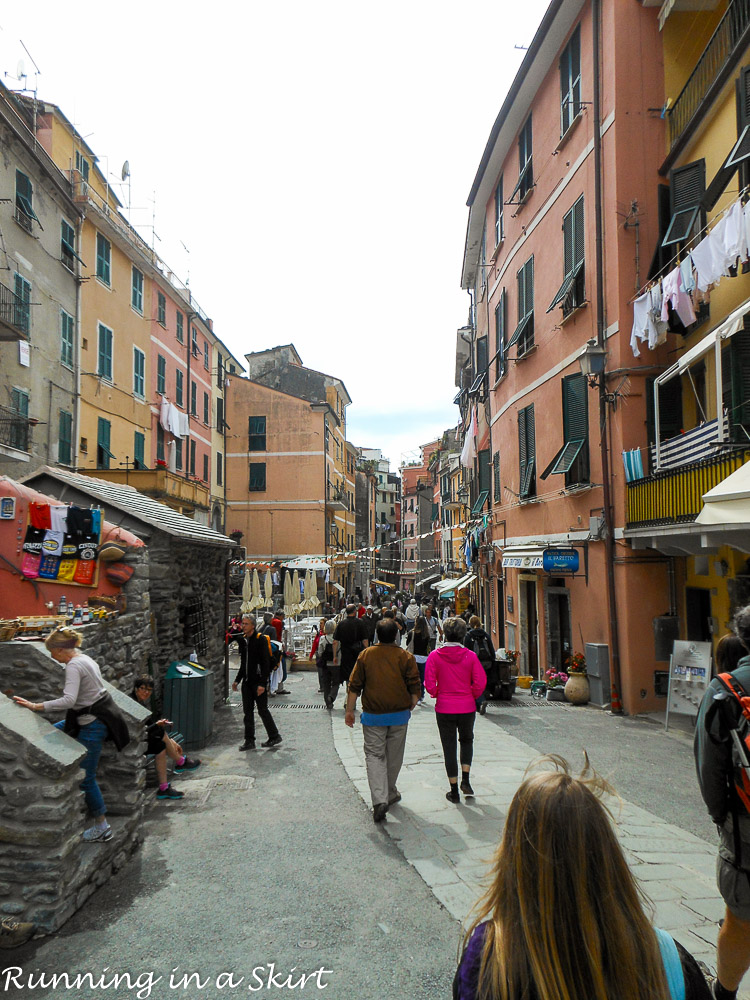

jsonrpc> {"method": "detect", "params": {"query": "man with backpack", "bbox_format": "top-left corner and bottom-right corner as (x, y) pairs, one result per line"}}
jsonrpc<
(333, 604), (369, 687)
(695, 605), (750, 1000)
(463, 615), (494, 715)
(316, 620), (338, 709)
(231, 614), (282, 750)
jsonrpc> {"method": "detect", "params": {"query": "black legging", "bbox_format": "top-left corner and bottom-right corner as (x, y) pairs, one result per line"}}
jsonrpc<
(435, 711), (475, 779)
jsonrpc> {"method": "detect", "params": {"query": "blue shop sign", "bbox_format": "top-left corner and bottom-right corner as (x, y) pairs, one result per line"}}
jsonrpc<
(542, 548), (580, 574)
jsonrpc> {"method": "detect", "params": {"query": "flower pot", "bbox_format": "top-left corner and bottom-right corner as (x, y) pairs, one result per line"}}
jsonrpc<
(546, 687), (567, 702)
(564, 672), (589, 705)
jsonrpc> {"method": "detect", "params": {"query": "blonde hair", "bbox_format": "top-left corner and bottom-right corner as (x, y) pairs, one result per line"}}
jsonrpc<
(466, 755), (668, 1000)
(45, 626), (83, 651)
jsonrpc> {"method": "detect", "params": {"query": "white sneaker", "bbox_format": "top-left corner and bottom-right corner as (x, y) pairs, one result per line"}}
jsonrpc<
(82, 823), (112, 842)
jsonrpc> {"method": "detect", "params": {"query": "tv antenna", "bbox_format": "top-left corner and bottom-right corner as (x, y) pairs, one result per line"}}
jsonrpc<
(121, 160), (131, 221)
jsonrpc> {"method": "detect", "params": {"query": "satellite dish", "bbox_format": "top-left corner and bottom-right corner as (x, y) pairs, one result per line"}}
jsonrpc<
(16, 59), (25, 78)
(121, 160), (130, 181)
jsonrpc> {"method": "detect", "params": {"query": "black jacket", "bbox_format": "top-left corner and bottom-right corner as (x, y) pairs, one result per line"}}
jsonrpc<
(236, 631), (272, 687)
(64, 691), (131, 751)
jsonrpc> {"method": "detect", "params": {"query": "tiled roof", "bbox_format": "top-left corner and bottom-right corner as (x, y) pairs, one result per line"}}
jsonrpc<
(22, 467), (233, 547)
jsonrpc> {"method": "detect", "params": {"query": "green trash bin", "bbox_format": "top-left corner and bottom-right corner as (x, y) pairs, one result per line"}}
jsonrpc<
(163, 659), (214, 750)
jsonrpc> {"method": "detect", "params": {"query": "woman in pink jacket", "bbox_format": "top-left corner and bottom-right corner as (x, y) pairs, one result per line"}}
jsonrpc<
(424, 616), (487, 803)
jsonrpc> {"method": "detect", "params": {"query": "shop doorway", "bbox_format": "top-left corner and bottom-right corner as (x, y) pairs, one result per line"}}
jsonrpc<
(686, 587), (712, 643)
(520, 578), (539, 677)
(547, 585), (572, 672)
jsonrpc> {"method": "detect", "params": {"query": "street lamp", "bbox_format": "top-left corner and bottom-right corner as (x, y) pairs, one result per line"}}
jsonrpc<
(578, 338), (607, 387)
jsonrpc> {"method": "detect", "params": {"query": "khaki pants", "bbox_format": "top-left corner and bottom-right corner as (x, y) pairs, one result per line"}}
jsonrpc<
(362, 723), (408, 808)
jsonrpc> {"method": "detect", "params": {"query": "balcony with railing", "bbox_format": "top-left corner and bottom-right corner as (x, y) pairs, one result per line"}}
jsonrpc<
(326, 484), (349, 512)
(0, 282), (30, 341)
(666, 0), (750, 155)
(0, 404), (32, 453)
(78, 467), (210, 510)
(626, 449), (750, 528)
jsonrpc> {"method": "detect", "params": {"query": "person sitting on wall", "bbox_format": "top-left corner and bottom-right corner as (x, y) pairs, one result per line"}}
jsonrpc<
(131, 676), (201, 799)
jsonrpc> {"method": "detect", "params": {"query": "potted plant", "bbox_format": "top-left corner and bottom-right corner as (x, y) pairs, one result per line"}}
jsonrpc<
(545, 669), (569, 701)
(563, 652), (589, 705)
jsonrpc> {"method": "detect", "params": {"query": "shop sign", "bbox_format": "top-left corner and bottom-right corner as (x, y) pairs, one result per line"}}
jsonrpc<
(0, 497), (16, 519)
(666, 640), (712, 729)
(502, 553), (543, 569)
(542, 548), (580, 574)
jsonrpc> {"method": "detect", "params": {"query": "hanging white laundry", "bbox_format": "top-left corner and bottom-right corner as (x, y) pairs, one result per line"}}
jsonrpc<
(179, 411), (190, 438)
(680, 253), (696, 294)
(167, 403), (181, 437)
(631, 290), (652, 357)
(661, 265), (696, 327)
(167, 439), (177, 472)
(691, 232), (724, 291)
(708, 214), (731, 280)
(159, 397), (170, 432)
(648, 284), (668, 348)
(723, 199), (746, 265)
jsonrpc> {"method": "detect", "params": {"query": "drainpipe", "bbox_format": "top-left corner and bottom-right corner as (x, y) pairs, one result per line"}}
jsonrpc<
(185, 311), (196, 483)
(73, 215), (83, 467)
(593, 0), (623, 712)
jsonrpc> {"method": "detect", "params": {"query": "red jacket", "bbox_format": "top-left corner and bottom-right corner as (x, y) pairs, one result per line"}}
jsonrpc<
(270, 617), (283, 642)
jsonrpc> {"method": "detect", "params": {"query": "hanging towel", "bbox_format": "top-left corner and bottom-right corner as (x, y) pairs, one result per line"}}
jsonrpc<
(661, 266), (696, 327)
(724, 199), (746, 265)
(708, 214), (731, 280)
(679, 253), (696, 294)
(691, 233), (723, 292)
(179, 411), (190, 438)
(167, 403), (182, 437)
(631, 290), (652, 357)
(159, 397), (170, 432)
(648, 284), (668, 347)
(622, 449), (645, 483)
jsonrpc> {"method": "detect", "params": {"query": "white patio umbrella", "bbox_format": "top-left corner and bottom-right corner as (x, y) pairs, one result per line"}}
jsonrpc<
(251, 568), (261, 610)
(283, 569), (294, 617)
(240, 564), (253, 613)
(264, 569), (273, 607)
(307, 568), (320, 609)
(292, 570), (301, 615)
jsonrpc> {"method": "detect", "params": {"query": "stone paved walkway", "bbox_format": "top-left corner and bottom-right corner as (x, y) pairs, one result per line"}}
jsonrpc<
(333, 699), (743, 995)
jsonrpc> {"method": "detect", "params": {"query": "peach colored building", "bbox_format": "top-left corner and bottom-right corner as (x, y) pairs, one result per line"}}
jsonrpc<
(458, 0), (670, 712)
(224, 345), (356, 596)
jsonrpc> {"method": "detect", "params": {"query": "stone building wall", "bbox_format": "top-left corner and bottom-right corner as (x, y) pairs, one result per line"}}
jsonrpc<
(147, 534), (228, 707)
(0, 685), (149, 934)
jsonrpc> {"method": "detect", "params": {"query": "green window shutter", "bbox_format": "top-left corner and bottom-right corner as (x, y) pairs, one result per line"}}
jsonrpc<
(476, 336), (488, 376)
(158, 292), (166, 325)
(58, 410), (72, 465)
(175, 439), (183, 470)
(176, 369), (184, 406)
(133, 348), (145, 397)
(478, 448), (491, 497)
(98, 324), (112, 380)
(518, 404), (536, 498)
(730, 326), (750, 434)
(134, 431), (145, 469)
(248, 416), (266, 450)
(493, 451), (501, 502)
(157, 423), (165, 462)
(61, 310), (74, 367)
(157, 354), (166, 394)
(249, 462), (266, 491)
(176, 311), (184, 342)
(190, 439), (196, 475)
(203, 392), (209, 424)
(14, 274), (30, 335)
(563, 209), (574, 278)
(190, 380), (197, 415)
(97, 417), (112, 469)
(563, 373), (588, 441)
(495, 291), (506, 379)
(96, 234), (110, 284)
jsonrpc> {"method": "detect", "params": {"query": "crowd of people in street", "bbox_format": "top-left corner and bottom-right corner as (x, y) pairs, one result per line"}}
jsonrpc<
(10, 584), (750, 1000)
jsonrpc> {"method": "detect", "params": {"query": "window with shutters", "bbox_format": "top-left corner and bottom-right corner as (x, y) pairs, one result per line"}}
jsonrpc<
(518, 404), (536, 500)
(735, 67), (750, 189)
(96, 233), (111, 285)
(134, 431), (145, 469)
(494, 291), (507, 381)
(175, 438), (183, 470)
(508, 257), (534, 356)
(58, 410), (73, 465)
(203, 453), (209, 482)
(190, 439), (196, 476)
(61, 310), (74, 368)
(176, 310), (184, 343)
(133, 347), (145, 398)
(97, 417), (113, 469)
(548, 196), (585, 316)
(480, 225), (487, 292)
(175, 368), (184, 407)
(493, 450), (501, 503)
(61, 219), (80, 271)
(203, 391), (210, 425)
(509, 116), (533, 203)
(722, 322), (750, 442)
(541, 374), (589, 486)
(132, 267), (144, 313)
(473, 449), (491, 514)
(662, 159), (705, 248)
(14, 274), (30, 336)
(495, 176), (504, 247)
(97, 323), (113, 381)
(217, 451), (223, 486)
(157, 354), (166, 395)
(157, 292), (166, 327)
(248, 416), (266, 451)
(157, 422), (165, 462)
(15, 170), (37, 232)
(249, 462), (266, 492)
(190, 380), (197, 416)
(560, 26), (581, 137)
(9, 388), (29, 451)
(216, 396), (224, 431)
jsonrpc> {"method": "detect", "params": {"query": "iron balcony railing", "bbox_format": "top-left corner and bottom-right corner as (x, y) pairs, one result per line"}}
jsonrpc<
(0, 282), (29, 339)
(626, 449), (750, 528)
(667, 0), (750, 150)
(0, 404), (31, 452)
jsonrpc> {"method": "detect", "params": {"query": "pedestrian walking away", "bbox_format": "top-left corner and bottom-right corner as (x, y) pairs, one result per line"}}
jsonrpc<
(423, 604), (444, 650)
(463, 615), (494, 715)
(406, 615), (431, 703)
(13, 626), (131, 843)
(232, 614), (282, 750)
(454, 754), (711, 1000)
(317, 620), (339, 709)
(695, 611), (750, 1000)
(345, 618), (421, 823)
(333, 603), (369, 688)
(424, 616), (485, 802)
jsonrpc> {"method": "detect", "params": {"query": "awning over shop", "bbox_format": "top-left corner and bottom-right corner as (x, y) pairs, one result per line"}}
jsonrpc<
(438, 572), (476, 596)
(371, 579), (395, 589)
(282, 557), (330, 571)
(435, 577), (462, 594)
(501, 545), (545, 569)
(697, 460), (750, 525)
(331, 581), (345, 594)
(415, 572), (440, 588)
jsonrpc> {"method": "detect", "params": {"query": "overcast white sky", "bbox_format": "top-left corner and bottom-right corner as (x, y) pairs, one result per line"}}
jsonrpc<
(1, 1), (550, 470)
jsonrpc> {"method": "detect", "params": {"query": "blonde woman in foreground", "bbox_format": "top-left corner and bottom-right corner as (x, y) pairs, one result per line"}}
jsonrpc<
(454, 755), (711, 1000)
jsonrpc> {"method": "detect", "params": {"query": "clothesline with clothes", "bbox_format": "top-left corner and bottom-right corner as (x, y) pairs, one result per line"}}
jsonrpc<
(158, 397), (190, 439)
(631, 193), (750, 358)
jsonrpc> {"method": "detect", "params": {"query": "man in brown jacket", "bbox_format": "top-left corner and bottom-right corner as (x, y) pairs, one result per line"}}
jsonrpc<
(345, 618), (421, 823)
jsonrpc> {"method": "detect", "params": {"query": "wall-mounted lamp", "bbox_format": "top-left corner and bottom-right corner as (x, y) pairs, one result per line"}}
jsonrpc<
(578, 338), (608, 387)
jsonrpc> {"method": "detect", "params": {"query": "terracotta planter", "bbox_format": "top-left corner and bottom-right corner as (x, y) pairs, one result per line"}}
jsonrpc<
(564, 672), (590, 705)
(546, 686), (567, 702)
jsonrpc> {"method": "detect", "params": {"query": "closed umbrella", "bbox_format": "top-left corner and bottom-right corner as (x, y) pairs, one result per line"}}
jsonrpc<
(307, 568), (320, 609)
(283, 569), (294, 617)
(292, 570), (301, 615)
(264, 569), (273, 607)
(251, 568), (261, 610)
(241, 564), (253, 613)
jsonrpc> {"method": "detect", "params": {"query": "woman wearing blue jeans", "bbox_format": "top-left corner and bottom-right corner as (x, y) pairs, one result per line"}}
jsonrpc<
(13, 626), (125, 843)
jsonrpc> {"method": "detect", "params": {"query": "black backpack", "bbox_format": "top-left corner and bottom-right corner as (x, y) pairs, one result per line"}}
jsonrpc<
(317, 636), (334, 665)
(471, 631), (493, 664)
